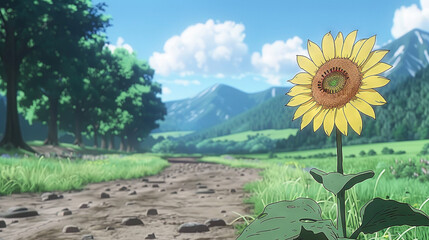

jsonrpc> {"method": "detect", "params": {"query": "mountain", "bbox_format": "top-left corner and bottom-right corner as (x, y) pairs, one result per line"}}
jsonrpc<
(157, 84), (289, 132)
(382, 29), (429, 89)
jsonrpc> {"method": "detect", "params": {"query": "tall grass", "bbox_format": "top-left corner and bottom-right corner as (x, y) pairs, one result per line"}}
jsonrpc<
(0, 154), (169, 195)
(210, 154), (429, 239)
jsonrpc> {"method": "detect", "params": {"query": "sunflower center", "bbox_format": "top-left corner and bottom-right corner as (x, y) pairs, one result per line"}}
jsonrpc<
(312, 58), (362, 108)
(320, 68), (348, 94)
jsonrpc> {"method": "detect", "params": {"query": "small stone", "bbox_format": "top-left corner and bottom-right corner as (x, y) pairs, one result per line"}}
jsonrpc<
(106, 226), (115, 231)
(179, 188), (184, 192)
(57, 209), (72, 216)
(196, 189), (215, 194)
(170, 191), (177, 194)
(121, 217), (144, 226)
(205, 218), (227, 227)
(0, 207), (38, 218)
(159, 189), (165, 192)
(145, 233), (156, 239)
(100, 192), (110, 199)
(142, 184), (148, 187)
(116, 183), (120, 186)
(79, 203), (89, 209)
(63, 225), (80, 233)
(41, 192), (63, 201)
(147, 208), (158, 216)
(142, 178), (149, 182)
(82, 235), (94, 240)
(128, 191), (137, 195)
(220, 210), (226, 213)
(11, 220), (18, 224)
(152, 184), (159, 188)
(240, 173), (245, 176)
(197, 185), (207, 189)
(125, 201), (136, 206)
(178, 222), (209, 233)
(105, 188), (110, 191)
(118, 186), (128, 191)
(230, 189), (236, 193)
(0, 220), (6, 228)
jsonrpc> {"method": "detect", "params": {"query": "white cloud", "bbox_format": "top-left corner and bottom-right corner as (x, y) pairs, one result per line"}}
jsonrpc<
(173, 79), (201, 86)
(162, 87), (172, 95)
(106, 37), (134, 54)
(391, 0), (429, 38)
(251, 36), (306, 85)
(149, 19), (248, 76)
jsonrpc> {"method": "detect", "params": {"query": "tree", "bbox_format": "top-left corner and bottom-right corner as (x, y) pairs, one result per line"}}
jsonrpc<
(0, 0), (108, 150)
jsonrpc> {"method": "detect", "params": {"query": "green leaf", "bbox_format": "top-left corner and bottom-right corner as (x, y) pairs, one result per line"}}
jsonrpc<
(237, 198), (339, 240)
(309, 168), (374, 195)
(350, 198), (429, 239)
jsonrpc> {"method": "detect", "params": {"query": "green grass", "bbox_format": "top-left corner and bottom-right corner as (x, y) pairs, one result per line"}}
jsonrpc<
(27, 140), (125, 155)
(205, 142), (429, 239)
(151, 131), (193, 139)
(0, 153), (169, 195)
(210, 128), (298, 142)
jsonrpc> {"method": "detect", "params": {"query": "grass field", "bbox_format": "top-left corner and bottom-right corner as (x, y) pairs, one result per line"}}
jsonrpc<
(201, 139), (429, 240)
(210, 128), (298, 142)
(0, 154), (169, 195)
(150, 131), (193, 139)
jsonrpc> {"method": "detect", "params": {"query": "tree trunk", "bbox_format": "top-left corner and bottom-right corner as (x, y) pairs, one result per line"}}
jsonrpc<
(0, 36), (34, 152)
(108, 134), (114, 150)
(44, 96), (59, 146)
(93, 124), (98, 148)
(119, 135), (126, 151)
(100, 135), (107, 149)
(73, 110), (83, 146)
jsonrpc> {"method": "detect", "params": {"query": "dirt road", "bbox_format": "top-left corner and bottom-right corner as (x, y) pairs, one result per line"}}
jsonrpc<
(0, 160), (260, 240)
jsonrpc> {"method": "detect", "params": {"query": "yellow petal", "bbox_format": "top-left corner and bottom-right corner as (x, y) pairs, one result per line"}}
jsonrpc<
(350, 97), (375, 119)
(363, 62), (392, 78)
(293, 100), (317, 120)
(287, 85), (311, 96)
(335, 108), (348, 135)
(313, 108), (329, 132)
(323, 108), (336, 136)
(308, 40), (325, 67)
(341, 30), (357, 58)
(286, 94), (313, 107)
(350, 39), (366, 61)
(361, 50), (389, 72)
(322, 32), (335, 61)
(297, 55), (318, 76)
(355, 35), (376, 66)
(334, 32), (344, 58)
(356, 89), (386, 106)
(360, 76), (390, 89)
(301, 105), (322, 130)
(289, 72), (313, 85)
(344, 103), (362, 135)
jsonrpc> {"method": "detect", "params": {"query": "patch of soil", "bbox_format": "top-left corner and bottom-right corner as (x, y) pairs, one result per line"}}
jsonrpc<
(0, 162), (260, 239)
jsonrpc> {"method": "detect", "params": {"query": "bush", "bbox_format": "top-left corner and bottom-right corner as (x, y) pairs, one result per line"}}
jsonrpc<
(368, 149), (376, 156)
(151, 139), (179, 153)
(420, 143), (429, 155)
(359, 150), (366, 156)
(381, 147), (394, 155)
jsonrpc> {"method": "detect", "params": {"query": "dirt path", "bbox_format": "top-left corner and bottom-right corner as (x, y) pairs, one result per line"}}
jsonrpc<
(0, 161), (260, 240)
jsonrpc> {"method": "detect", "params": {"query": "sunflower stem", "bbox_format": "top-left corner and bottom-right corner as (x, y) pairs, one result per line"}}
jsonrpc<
(336, 127), (347, 237)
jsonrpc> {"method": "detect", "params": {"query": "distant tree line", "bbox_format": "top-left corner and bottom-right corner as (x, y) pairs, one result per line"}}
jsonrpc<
(0, 1), (166, 152)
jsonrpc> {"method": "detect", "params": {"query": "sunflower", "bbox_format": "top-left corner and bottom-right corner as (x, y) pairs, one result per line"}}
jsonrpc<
(286, 31), (391, 136)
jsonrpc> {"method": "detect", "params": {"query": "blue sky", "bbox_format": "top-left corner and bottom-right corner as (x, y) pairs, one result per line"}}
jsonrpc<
(94, 0), (427, 101)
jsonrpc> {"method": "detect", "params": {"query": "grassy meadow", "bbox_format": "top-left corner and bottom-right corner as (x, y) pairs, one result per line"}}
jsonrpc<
(201, 141), (429, 240)
(0, 153), (169, 195)
(150, 131), (193, 139)
(210, 128), (298, 142)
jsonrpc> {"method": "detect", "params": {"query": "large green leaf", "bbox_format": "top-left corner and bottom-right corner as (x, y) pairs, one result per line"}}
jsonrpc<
(237, 198), (339, 240)
(350, 198), (429, 239)
(309, 168), (374, 195)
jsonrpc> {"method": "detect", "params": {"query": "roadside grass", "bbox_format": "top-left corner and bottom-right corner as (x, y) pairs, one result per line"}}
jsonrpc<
(207, 151), (429, 239)
(0, 153), (169, 195)
(209, 128), (298, 142)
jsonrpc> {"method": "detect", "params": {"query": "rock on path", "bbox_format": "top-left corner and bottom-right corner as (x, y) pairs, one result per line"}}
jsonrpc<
(0, 162), (260, 239)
